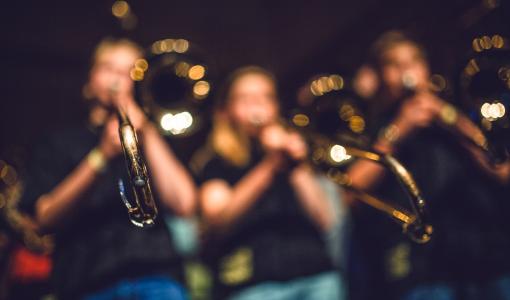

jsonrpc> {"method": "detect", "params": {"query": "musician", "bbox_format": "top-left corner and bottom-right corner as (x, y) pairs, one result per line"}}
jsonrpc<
(194, 66), (344, 300)
(347, 31), (510, 300)
(19, 38), (196, 299)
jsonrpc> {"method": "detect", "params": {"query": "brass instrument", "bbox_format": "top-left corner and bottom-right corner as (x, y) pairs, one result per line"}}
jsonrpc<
(117, 107), (158, 228)
(314, 139), (432, 243)
(115, 38), (212, 227)
(294, 74), (432, 243)
(133, 38), (212, 137)
(106, 82), (158, 228)
(404, 72), (508, 165)
(456, 47), (510, 164)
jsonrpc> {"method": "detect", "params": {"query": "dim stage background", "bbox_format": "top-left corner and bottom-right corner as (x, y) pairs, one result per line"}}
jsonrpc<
(0, 0), (509, 163)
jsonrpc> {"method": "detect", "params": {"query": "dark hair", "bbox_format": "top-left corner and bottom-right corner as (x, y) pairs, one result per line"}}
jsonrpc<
(368, 30), (427, 70)
(215, 65), (278, 109)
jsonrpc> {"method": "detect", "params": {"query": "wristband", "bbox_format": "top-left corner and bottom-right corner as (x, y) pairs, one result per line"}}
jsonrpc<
(87, 148), (107, 173)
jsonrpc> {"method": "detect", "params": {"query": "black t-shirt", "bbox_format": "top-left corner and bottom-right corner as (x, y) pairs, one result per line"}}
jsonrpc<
(351, 116), (510, 297)
(196, 148), (334, 298)
(19, 125), (182, 299)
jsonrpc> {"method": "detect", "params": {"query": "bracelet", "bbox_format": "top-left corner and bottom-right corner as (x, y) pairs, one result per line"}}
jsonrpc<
(87, 148), (107, 173)
(439, 103), (458, 125)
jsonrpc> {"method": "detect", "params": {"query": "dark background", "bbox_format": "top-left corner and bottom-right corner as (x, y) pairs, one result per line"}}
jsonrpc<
(1, 0), (508, 162)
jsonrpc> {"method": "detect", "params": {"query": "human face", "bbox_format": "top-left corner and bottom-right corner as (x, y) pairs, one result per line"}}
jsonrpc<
(380, 42), (430, 101)
(88, 46), (139, 107)
(227, 73), (279, 136)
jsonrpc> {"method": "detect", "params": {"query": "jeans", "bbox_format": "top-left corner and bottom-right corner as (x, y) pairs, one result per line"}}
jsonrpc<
(83, 275), (188, 300)
(401, 275), (510, 300)
(228, 271), (345, 300)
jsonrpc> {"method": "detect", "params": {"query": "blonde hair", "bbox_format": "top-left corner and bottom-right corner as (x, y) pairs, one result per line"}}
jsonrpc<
(91, 37), (143, 67)
(211, 66), (277, 167)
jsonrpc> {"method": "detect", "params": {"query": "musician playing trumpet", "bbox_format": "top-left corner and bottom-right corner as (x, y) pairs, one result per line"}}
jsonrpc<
(19, 38), (195, 300)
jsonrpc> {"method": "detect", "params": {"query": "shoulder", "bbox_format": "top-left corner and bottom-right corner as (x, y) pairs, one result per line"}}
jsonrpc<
(191, 145), (243, 185)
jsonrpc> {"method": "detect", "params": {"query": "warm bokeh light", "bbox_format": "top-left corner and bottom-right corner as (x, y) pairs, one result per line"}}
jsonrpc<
(175, 62), (190, 77)
(430, 74), (447, 92)
(112, 0), (130, 18)
(174, 39), (189, 53)
(134, 59), (149, 71)
(188, 65), (205, 80)
(292, 113), (310, 127)
(339, 104), (355, 121)
(130, 67), (144, 81)
(193, 80), (210, 99)
(349, 115), (366, 133)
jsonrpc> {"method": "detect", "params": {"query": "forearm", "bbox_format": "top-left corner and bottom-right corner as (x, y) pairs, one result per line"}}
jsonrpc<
(141, 124), (196, 216)
(289, 163), (334, 231)
(35, 156), (100, 232)
(210, 154), (280, 228)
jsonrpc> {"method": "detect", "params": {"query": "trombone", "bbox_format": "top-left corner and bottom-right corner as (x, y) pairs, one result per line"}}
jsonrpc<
(110, 84), (158, 228)
(310, 134), (433, 244)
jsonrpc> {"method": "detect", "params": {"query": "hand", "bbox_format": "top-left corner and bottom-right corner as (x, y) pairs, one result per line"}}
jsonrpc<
(98, 116), (122, 160)
(115, 95), (149, 133)
(260, 124), (308, 162)
(394, 92), (444, 138)
(259, 124), (287, 153)
(285, 132), (308, 161)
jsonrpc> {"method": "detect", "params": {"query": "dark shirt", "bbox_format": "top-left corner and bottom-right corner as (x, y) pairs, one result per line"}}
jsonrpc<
(19, 125), (182, 299)
(352, 113), (510, 298)
(196, 148), (334, 298)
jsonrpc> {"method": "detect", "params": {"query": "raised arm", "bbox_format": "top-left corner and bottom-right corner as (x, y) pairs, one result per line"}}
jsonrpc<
(141, 123), (197, 216)
(199, 153), (282, 231)
(35, 117), (121, 233)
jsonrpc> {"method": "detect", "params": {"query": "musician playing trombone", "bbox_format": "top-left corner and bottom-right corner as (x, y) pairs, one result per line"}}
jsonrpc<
(19, 38), (196, 300)
(348, 31), (510, 300)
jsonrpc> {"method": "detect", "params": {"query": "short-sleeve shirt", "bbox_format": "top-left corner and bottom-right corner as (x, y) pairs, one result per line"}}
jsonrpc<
(19, 125), (182, 299)
(196, 147), (334, 298)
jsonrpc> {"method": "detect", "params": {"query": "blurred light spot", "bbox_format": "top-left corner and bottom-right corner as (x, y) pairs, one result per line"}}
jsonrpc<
(112, 0), (130, 18)
(480, 36), (492, 50)
(130, 67), (144, 81)
(310, 80), (323, 96)
(134, 59), (148, 71)
(175, 62), (190, 77)
(1, 165), (17, 186)
(188, 65), (205, 80)
(430, 74), (447, 92)
(481, 102), (506, 120)
(292, 114), (310, 127)
(464, 59), (480, 76)
(330, 145), (351, 163)
(349, 115), (366, 133)
(0, 194), (5, 209)
(193, 81), (210, 99)
(328, 74), (344, 90)
(174, 39), (189, 53)
(472, 38), (483, 52)
(160, 111), (194, 135)
(339, 104), (355, 121)
(492, 35), (505, 48)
